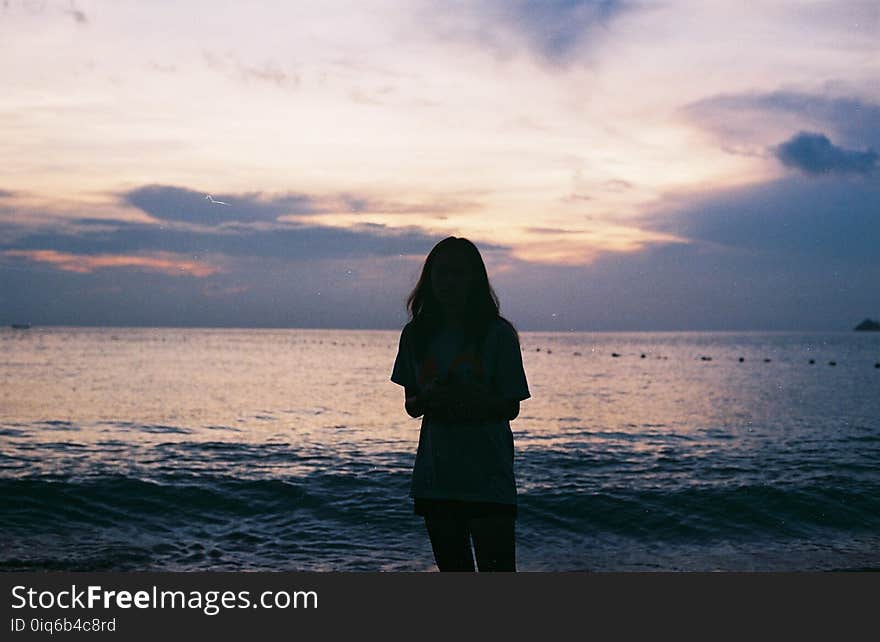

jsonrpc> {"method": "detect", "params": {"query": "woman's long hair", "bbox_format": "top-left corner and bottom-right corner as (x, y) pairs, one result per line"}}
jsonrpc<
(404, 236), (520, 364)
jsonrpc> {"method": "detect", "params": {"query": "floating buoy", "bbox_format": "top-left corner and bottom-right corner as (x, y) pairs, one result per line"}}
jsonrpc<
(611, 352), (621, 357)
(641, 354), (646, 358)
(546, 349), (552, 354)
(536, 347), (541, 352)
(764, 358), (771, 363)
(700, 356), (712, 361)
(829, 361), (836, 366)
(875, 362), (879, 368)
(738, 357), (745, 362)
(573, 351), (581, 356)
(808, 359), (815, 364)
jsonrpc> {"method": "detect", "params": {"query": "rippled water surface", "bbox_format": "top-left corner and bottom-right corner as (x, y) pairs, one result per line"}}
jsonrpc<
(2, 327), (878, 571)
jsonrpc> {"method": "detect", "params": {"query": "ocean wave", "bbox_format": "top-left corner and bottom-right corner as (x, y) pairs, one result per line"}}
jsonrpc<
(2, 474), (876, 541)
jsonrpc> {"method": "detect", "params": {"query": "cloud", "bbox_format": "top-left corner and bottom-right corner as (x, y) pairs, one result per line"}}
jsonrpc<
(147, 61), (178, 74)
(774, 132), (878, 176)
(122, 184), (321, 225)
(119, 184), (482, 225)
(521, 237), (880, 331)
(201, 282), (251, 298)
(525, 227), (583, 234)
(202, 50), (300, 89)
(0, 187), (506, 277)
(0, 185), (511, 326)
(423, 0), (633, 66)
(4, 212), (876, 330)
(603, 178), (633, 191)
(340, 195), (483, 217)
(0, 217), (459, 262)
(639, 174), (880, 264)
(3, 179), (876, 330)
(64, 7), (87, 24)
(0, 250), (423, 328)
(1, 249), (221, 276)
(683, 90), (880, 151)
(499, 0), (630, 64)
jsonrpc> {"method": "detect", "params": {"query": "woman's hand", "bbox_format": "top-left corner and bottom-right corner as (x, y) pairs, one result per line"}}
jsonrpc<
(424, 378), (491, 423)
(422, 378), (455, 413)
(418, 377), (442, 407)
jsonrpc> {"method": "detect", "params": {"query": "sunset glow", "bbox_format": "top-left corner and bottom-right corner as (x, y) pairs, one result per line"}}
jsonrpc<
(1, 1), (877, 329)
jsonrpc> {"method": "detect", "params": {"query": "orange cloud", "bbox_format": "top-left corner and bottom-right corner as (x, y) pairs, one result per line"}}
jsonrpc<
(510, 226), (690, 265)
(1, 249), (221, 276)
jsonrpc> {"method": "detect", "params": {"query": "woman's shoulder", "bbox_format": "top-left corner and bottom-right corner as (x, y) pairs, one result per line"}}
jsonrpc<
(491, 316), (519, 340)
(400, 318), (431, 347)
(492, 315), (517, 334)
(396, 320), (416, 348)
(401, 319), (420, 338)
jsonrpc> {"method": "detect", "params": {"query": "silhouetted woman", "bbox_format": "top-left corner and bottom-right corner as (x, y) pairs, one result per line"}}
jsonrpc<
(390, 237), (530, 572)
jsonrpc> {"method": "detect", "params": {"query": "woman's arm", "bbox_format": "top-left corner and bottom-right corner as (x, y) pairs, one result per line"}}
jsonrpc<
(462, 385), (520, 422)
(406, 379), (520, 423)
(433, 381), (519, 423)
(404, 385), (429, 418)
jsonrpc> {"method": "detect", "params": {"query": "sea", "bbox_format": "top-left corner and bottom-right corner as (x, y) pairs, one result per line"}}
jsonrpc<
(1, 327), (878, 572)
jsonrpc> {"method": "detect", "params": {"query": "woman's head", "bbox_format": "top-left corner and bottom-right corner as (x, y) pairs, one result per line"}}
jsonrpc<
(430, 243), (473, 310)
(407, 237), (494, 319)
(405, 237), (518, 360)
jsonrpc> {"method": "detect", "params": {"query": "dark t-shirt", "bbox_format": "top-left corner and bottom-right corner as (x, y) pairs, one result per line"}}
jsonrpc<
(390, 317), (530, 506)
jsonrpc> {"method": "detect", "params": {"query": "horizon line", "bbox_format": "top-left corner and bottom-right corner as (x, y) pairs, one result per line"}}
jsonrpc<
(2, 323), (872, 333)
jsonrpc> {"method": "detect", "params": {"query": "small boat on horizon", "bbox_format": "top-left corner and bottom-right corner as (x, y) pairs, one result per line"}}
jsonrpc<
(10, 323), (31, 329)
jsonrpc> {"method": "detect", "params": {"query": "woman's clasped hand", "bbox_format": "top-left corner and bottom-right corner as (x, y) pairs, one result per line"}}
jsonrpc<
(421, 377), (491, 423)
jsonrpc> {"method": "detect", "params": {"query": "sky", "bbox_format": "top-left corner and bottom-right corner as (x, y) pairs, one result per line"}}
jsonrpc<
(1, 0), (878, 330)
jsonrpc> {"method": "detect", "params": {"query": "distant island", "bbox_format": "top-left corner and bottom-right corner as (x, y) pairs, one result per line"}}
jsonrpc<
(854, 318), (880, 331)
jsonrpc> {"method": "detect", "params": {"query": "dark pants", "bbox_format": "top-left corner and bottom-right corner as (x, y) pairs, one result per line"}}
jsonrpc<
(424, 513), (516, 572)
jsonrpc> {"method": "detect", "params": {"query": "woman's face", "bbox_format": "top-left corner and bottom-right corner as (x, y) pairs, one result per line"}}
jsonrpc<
(430, 249), (473, 308)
